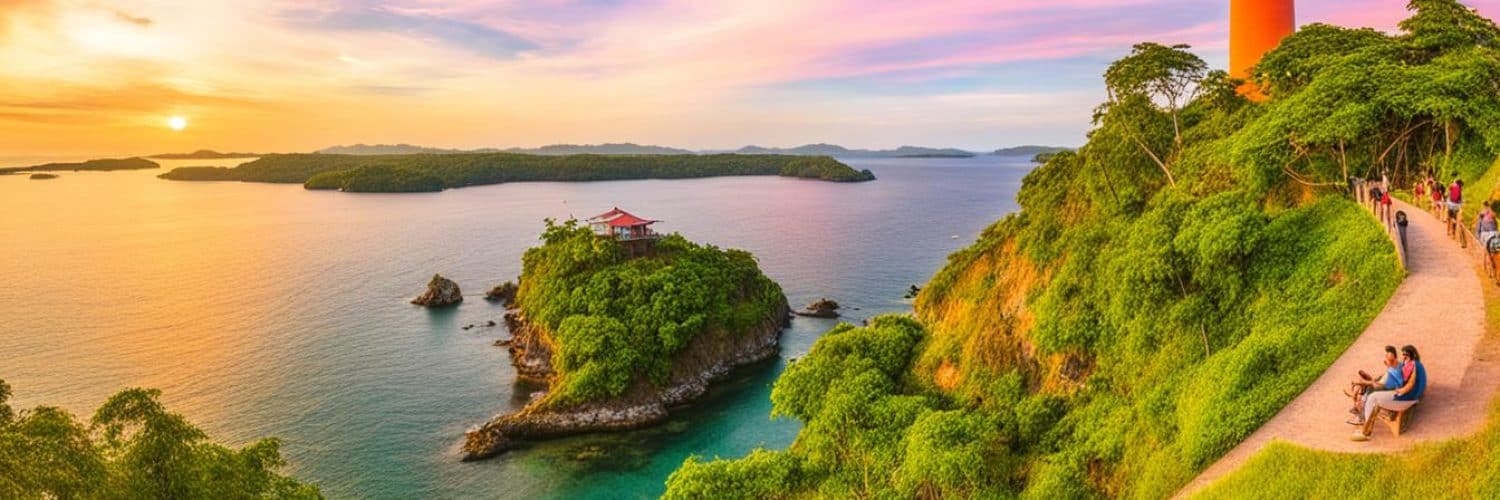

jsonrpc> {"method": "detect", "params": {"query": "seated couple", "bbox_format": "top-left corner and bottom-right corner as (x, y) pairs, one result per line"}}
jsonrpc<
(1344, 345), (1426, 441)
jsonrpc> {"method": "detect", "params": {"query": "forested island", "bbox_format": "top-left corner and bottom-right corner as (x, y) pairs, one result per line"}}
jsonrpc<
(0, 380), (320, 498)
(317, 143), (697, 156)
(991, 145), (1071, 157)
(734, 144), (975, 158)
(158, 153), (875, 192)
(462, 221), (790, 460)
(664, 2), (1500, 497)
(0, 157), (158, 173)
(148, 150), (261, 159)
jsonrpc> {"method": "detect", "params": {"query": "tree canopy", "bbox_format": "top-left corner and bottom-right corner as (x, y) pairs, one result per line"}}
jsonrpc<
(0, 380), (320, 499)
(515, 220), (787, 407)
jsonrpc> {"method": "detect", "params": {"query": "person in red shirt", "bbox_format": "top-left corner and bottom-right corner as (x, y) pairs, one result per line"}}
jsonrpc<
(1380, 188), (1394, 229)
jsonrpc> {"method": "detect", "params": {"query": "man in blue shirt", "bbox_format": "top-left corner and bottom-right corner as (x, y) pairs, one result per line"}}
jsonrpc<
(1352, 345), (1425, 441)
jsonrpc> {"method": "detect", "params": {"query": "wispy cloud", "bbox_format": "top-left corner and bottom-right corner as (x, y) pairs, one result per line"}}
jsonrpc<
(4, 0), (1500, 156)
(110, 9), (151, 27)
(276, 2), (538, 59)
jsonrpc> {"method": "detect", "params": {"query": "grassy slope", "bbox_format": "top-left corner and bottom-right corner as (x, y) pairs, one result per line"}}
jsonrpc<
(912, 197), (1401, 498)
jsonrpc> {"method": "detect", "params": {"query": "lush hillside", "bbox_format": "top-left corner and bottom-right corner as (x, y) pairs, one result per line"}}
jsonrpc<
(735, 143), (975, 158)
(1, 157), (158, 173)
(992, 145), (1072, 157)
(0, 380), (320, 498)
(159, 153), (874, 192)
(664, 2), (1499, 497)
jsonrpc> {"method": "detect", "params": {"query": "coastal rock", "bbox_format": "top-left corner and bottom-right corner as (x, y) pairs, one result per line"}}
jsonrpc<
(793, 298), (841, 318)
(460, 302), (791, 461)
(484, 281), (519, 306)
(412, 274), (463, 307)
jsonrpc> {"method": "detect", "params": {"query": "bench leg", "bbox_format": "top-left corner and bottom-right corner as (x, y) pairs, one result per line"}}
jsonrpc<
(1380, 408), (1409, 437)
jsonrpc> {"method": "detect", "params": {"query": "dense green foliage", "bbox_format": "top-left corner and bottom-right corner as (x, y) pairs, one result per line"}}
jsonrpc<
(514, 221), (786, 407)
(159, 153), (874, 191)
(663, 2), (1500, 498)
(0, 380), (319, 498)
(2, 157), (158, 173)
(1239, 1), (1500, 190)
(305, 165), (445, 192)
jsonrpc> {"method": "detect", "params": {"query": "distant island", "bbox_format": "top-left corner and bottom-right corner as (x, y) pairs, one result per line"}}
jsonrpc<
(463, 219), (790, 460)
(149, 150), (261, 159)
(318, 142), (978, 158)
(991, 145), (1072, 157)
(734, 143), (975, 158)
(159, 153), (875, 192)
(316, 143), (696, 156)
(0, 157), (158, 173)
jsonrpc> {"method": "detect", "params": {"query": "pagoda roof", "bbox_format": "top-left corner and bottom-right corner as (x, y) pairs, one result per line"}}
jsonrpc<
(587, 207), (659, 227)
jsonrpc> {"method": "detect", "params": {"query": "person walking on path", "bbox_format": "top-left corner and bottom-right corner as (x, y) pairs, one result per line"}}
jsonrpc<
(1448, 179), (1465, 237)
(1431, 176), (1445, 216)
(1380, 188), (1394, 230)
(1477, 206), (1498, 249)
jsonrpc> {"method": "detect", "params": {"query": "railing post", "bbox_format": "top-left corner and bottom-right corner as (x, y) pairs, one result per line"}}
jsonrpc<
(1396, 210), (1409, 270)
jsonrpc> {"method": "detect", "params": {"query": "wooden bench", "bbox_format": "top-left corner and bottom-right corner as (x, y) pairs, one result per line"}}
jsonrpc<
(1364, 403), (1417, 437)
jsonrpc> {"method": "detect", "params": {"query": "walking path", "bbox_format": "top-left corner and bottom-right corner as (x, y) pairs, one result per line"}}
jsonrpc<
(1177, 198), (1500, 498)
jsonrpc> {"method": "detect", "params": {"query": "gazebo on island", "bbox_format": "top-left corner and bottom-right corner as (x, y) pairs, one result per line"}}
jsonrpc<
(587, 207), (663, 256)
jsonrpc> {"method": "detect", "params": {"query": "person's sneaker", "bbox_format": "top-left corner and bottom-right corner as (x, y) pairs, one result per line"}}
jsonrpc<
(1349, 407), (1360, 415)
(1347, 418), (1365, 426)
(1350, 432), (1370, 442)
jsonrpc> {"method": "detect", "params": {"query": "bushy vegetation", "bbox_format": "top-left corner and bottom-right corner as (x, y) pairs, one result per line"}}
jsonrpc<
(1196, 399), (1500, 499)
(158, 153), (874, 191)
(3, 157), (158, 173)
(515, 221), (786, 407)
(304, 165), (445, 192)
(665, 2), (1499, 497)
(0, 379), (320, 498)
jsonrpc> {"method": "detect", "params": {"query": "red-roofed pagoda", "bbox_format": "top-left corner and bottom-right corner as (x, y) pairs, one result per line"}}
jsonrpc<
(587, 207), (662, 257)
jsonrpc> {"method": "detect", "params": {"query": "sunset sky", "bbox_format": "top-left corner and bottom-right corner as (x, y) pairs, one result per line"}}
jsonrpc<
(1, 0), (1496, 158)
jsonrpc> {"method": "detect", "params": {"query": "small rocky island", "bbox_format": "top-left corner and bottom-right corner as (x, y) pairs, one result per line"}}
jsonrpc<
(28, 173), (59, 180)
(461, 211), (790, 461)
(412, 274), (463, 307)
(794, 298), (841, 318)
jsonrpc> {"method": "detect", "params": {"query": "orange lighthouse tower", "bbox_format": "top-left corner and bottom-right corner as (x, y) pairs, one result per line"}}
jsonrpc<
(1230, 0), (1295, 100)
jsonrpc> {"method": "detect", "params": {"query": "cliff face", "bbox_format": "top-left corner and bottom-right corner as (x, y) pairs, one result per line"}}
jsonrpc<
(462, 302), (790, 460)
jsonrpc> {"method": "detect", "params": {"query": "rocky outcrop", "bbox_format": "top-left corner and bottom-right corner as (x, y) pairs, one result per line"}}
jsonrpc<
(794, 298), (841, 318)
(412, 274), (463, 307)
(461, 302), (792, 461)
(484, 281), (518, 306)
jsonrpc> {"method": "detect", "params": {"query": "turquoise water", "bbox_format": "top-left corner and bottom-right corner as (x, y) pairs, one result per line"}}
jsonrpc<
(0, 156), (1026, 498)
